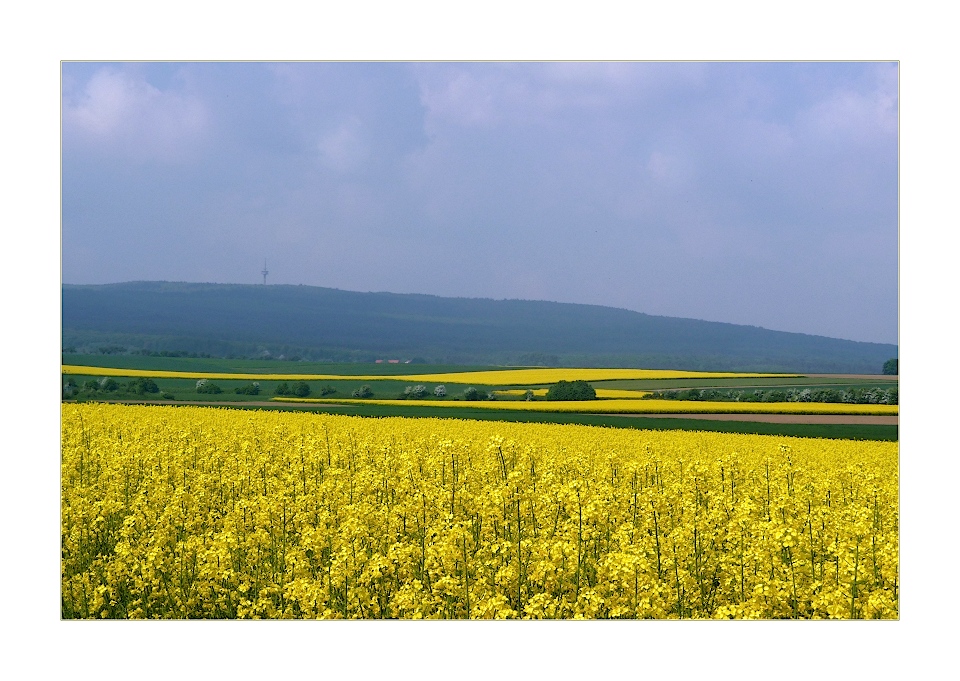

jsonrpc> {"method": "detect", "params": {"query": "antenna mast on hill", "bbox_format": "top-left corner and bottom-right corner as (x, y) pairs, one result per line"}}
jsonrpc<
(261, 260), (269, 285)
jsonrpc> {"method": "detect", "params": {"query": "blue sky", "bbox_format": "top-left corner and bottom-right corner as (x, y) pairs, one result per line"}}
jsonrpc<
(61, 61), (898, 344)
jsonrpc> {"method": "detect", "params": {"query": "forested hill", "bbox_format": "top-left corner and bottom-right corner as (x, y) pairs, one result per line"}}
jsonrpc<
(61, 282), (897, 373)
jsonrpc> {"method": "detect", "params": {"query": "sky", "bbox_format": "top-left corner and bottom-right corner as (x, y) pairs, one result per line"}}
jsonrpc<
(61, 61), (898, 345)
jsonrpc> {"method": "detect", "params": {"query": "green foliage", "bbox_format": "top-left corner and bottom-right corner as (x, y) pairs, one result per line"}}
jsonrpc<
(883, 358), (898, 375)
(128, 377), (160, 395)
(196, 379), (222, 394)
(648, 386), (898, 405)
(99, 377), (119, 392)
(400, 385), (428, 399)
(137, 349), (214, 358)
(319, 385), (337, 396)
(462, 386), (489, 401)
(545, 380), (596, 401)
(274, 382), (291, 396)
(235, 382), (261, 395)
(292, 381), (311, 397)
(352, 385), (374, 398)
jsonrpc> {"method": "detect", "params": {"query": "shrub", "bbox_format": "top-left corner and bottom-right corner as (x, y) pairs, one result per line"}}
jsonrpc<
(399, 385), (429, 399)
(882, 358), (898, 375)
(545, 380), (596, 401)
(274, 382), (291, 396)
(196, 379), (222, 394)
(129, 377), (160, 395)
(434, 385), (446, 398)
(320, 385), (337, 396)
(462, 386), (488, 401)
(99, 377), (119, 392)
(352, 385), (374, 398)
(235, 383), (261, 395)
(292, 381), (311, 397)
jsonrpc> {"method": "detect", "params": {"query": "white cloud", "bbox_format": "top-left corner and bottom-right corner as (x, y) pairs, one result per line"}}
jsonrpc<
(799, 63), (898, 142)
(415, 67), (502, 132)
(317, 117), (370, 173)
(62, 68), (207, 162)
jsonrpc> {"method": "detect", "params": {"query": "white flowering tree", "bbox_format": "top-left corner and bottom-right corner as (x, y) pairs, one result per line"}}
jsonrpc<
(434, 385), (446, 397)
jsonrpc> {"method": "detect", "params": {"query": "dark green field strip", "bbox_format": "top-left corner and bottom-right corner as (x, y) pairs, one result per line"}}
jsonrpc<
(65, 373), (423, 391)
(84, 399), (897, 442)
(595, 376), (897, 391)
(61, 354), (503, 376)
(63, 373), (522, 403)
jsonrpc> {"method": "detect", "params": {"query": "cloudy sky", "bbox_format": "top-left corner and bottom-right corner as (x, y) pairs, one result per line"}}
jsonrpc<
(61, 61), (898, 344)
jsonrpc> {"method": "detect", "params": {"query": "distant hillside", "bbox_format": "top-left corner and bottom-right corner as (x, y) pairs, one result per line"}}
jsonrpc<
(61, 282), (897, 373)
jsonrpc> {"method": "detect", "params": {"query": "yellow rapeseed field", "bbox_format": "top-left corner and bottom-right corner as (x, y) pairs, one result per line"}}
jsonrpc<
(61, 403), (898, 619)
(493, 389), (651, 399)
(61, 365), (796, 385)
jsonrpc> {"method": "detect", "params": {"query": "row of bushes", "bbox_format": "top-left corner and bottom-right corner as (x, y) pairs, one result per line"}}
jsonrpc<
(63, 377), (174, 400)
(648, 387), (899, 405)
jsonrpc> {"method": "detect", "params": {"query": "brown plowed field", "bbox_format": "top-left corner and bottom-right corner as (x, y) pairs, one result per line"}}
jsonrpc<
(802, 374), (893, 380)
(600, 413), (897, 425)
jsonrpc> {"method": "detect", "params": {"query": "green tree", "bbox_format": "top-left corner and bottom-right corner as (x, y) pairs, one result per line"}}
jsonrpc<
(882, 358), (898, 375)
(292, 381), (311, 397)
(545, 380), (596, 401)
(129, 377), (160, 395)
(196, 379), (222, 394)
(462, 386), (488, 401)
(235, 382), (261, 395)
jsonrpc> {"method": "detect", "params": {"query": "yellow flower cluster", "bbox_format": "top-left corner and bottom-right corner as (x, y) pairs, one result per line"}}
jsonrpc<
(61, 365), (796, 385)
(276, 396), (897, 415)
(62, 403), (898, 619)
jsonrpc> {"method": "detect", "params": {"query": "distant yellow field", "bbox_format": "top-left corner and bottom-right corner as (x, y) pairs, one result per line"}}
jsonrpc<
(494, 388), (651, 399)
(595, 389), (653, 399)
(62, 364), (797, 384)
(378, 368), (798, 385)
(273, 396), (897, 415)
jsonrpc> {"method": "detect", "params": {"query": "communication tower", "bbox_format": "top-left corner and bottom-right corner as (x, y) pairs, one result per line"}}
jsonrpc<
(261, 260), (269, 285)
